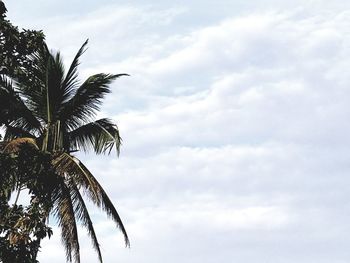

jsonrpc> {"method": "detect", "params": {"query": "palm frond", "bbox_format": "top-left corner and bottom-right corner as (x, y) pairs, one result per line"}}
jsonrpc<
(59, 73), (128, 130)
(52, 153), (130, 247)
(0, 75), (42, 132)
(68, 118), (121, 155)
(14, 45), (68, 124)
(46, 51), (66, 122)
(2, 138), (38, 154)
(52, 178), (80, 263)
(61, 40), (88, 102)
(69, 180), (103, 263)
(3, 125), (36, 141)
(76, 160), (130, 247)
(13, 46), (50, 122)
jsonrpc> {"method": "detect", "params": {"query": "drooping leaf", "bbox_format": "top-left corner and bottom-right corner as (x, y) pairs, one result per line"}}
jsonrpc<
(68, 118), (121, 155)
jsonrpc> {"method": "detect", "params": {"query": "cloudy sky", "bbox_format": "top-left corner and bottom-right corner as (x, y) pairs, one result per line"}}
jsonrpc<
(5, 0), (350, 262)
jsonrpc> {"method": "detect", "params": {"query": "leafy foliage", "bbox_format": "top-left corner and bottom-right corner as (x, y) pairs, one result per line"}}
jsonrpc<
(1, 38), (129, 262)
(0, 1), (45, 78)
(0, 144), (56, 263)
(0, 0), (45, 127)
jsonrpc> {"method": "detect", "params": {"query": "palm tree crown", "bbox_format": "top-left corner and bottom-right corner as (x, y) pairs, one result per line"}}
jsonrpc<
(0, 40), (129, 263)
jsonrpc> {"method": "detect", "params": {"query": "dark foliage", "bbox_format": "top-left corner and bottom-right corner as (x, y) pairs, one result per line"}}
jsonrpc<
(0, 1), (45, 127)
(0, 144), (58, 263)
(0, 1), (45, 78)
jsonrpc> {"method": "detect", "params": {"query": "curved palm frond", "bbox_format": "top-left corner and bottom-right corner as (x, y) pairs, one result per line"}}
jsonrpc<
(13, 47), (50, 122)
(14, 45), (67, 124)
(2, 138), (38, 154)
(0, 75), (19, 125)
(76, 159), (130, 247)
(52, 153), (129, 247)
(69, 180), (103, 263)
(46, 52), (66, 122)
(61, 39), (88, 102)
(3, 125), (36, 141)
(0, 75), (42, 133)
(68, 118), (121, 155)
(59, 73), (128, 130)
(52, 179), (80, 263)
(8, 117), (41, 137)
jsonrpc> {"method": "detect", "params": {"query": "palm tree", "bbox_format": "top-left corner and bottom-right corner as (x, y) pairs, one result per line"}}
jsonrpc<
(0, 40), (129, 263)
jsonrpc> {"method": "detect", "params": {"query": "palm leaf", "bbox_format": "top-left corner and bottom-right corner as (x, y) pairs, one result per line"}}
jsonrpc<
(2, 137), (38, 153)
(13, 46), (50, 122)
(68, 179), (103, 263)
(46, 51), (66, 122)
(3, 125), (36, 141)
(59, 73), (128, 130)
(0, 75), (42, 132)
(14, 45), (68, 124)
(61, 39), (88, 102)
(52, 153), (130, 247)
(52, 177), (81, 263)
(68, 118), (121, 155)
(76, 160), (130, 247)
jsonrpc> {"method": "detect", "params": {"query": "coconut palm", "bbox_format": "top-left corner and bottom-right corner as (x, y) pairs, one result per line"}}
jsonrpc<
(0, 40), (129, 263)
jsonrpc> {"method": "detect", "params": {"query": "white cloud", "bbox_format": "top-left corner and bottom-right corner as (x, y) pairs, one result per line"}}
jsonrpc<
(93, 8), (350, 263)
(6, 1), (350, 262)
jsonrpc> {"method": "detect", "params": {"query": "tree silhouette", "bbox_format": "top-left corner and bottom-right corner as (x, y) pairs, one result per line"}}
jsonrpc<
(0, 40), (129, 262)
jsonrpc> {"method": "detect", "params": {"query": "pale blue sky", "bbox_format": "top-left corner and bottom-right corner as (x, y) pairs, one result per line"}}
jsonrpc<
(5, 1), (350, 262)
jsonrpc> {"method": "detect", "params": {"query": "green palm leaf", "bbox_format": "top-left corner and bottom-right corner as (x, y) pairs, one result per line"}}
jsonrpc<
(77, 160), (130, 247)
(0, 75), (42, 133)
(69, 118), (121, 155)
(60, 73), (128, 130)
(52, 180), (80, 263)
(69, 180), (103, 263)
(52, 153), (130, 247)
(61, 39), (88, 102)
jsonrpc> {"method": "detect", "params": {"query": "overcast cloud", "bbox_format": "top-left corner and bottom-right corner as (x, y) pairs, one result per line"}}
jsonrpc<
(5, 0), (350, 262)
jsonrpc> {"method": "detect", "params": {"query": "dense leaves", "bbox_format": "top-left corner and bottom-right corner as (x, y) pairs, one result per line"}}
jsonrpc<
(0, 144), (56, 263)
(0, 41), (129, 263)
(0, 1), (45, 78)
(0, 0), (45, 127)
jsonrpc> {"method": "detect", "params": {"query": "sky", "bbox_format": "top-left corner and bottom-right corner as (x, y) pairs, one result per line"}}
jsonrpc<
(4, 0), (350, 262)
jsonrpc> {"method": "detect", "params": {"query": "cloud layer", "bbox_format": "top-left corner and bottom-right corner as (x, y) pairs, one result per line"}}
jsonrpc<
(5, 1), (350, 262)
